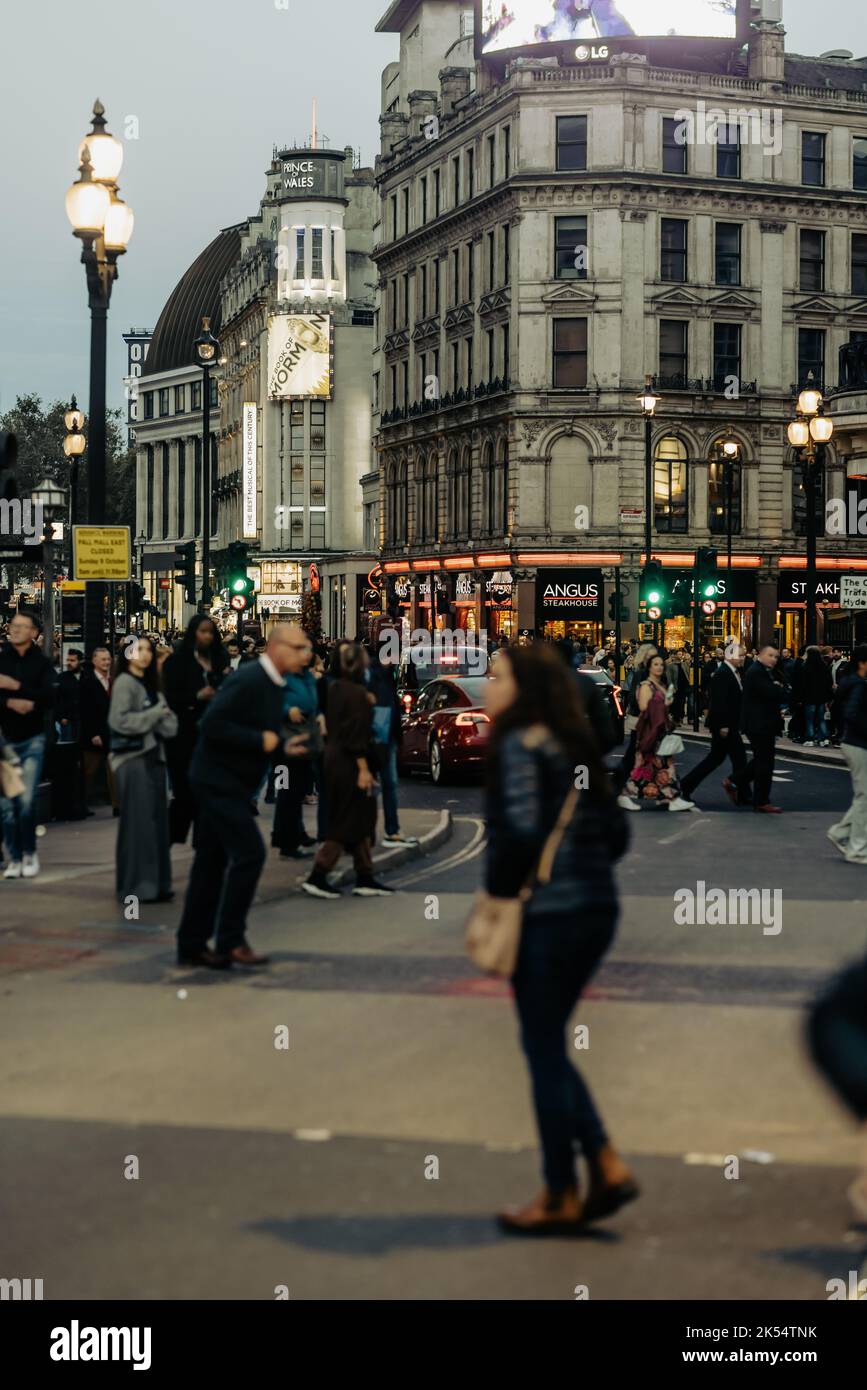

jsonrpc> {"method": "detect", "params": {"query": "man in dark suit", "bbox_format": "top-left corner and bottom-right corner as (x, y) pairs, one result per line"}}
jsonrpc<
(176, 623), (310, 970)
(79, 646), (115, 811)
(51, 648), (86, 821)
(730, 645), (791, 814)
(681, 642), (747, 805)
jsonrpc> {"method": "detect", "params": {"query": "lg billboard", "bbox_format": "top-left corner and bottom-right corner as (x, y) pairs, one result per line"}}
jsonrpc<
(478, 1), (738, 55)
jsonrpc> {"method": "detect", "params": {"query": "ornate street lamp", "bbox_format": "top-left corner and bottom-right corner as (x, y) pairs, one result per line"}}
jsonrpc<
(32, 476), (68, 655)
(637, 374), (662, 641)
(63, 396), (86, 528)
(787, 373), (834, 647)
(193, 317), (221, 611)
(710, 427), (740, 639)
(65, 100), (134, 652)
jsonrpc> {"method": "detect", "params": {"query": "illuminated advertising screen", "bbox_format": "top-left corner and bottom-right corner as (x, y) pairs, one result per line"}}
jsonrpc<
(478, 1), (738, 54)
(267, 313), (333, 400)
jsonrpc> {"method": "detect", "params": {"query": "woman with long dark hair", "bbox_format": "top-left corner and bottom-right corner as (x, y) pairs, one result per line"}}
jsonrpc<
(302, 642), (390, 900)
(484, 643), (637, 1235)
(620, 654), (694, 812)
(162, 615), (228, 843)
(108, 636), (178, 904)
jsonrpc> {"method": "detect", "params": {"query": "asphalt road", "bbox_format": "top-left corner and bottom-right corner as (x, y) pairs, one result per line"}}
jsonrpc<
(2, 745), (866, 1300)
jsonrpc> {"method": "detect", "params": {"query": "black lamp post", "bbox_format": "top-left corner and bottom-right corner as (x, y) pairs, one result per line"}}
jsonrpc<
(712, 428), (740, 641)
(193, 317), (221, 611)
(788, 375), (834, 648)
(65, 100), (134, 653)
(637, 374), (661, 643)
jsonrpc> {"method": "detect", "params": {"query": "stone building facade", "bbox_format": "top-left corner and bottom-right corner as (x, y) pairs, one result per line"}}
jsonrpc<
(372, 1), (867, 650)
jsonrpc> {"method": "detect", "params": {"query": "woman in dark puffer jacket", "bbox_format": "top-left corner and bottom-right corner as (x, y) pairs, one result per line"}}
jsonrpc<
(485, 643), (638, 1235)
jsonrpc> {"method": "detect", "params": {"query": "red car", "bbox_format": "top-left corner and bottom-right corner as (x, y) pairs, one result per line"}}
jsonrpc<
(398, 675), (492, 784)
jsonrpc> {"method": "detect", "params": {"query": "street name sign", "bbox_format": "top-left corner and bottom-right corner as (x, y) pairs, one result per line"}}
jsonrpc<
(840, 575), (867, 610)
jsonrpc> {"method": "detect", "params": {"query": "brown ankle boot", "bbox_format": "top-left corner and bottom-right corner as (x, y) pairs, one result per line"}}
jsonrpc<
(583, 1144), (639, 1223)
(498, 1186), (584, 1236)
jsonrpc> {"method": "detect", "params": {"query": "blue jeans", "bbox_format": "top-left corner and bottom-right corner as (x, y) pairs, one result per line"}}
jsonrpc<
(379, 741), (400, 837)
(1, 734), (46, 861)
(512, 907), (617, 1193)
(805, 704), (828, 742)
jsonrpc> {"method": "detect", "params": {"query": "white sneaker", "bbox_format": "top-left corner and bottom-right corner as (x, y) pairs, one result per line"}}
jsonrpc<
(3, 861), (22, 879)
(617, 794), (641, 812)
(667, 797), (696, 813)
(827, 827), (849, 856)
(21, 853), (40, 879)
(804, 741), (816, 747)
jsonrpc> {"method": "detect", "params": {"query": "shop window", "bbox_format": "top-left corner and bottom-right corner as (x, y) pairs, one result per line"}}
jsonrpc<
(654, 437), (689, 534)
(708, 456), (741, 535)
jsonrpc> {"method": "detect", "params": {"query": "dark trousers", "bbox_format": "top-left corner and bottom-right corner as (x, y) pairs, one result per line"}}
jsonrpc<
(177, 789), (266, 955)
(272, 761), (313, 851)
(512, 908), (617, 1193)
(614, 729), (637, 793)
(731, 731), (776, 808)
(808, 954), (867, 1120)
(681, 729), (747, 801)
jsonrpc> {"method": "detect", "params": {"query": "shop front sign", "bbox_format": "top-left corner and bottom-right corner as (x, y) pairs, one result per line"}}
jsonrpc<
(536, 567), (603, 623)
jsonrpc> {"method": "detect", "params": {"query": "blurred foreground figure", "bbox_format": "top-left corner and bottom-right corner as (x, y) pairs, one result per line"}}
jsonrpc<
(483, 643), (637, 1235)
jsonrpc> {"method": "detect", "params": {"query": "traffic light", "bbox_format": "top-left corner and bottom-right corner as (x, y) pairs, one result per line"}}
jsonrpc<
(641, 560), (667, 616)
(667, 584), (692, 619)
(608, 591), (629, 623)
(226, 541), (255, 613)
(696, 546), (719, 599)
(130, 582), (146, 614)
(173, 542), (197, 605)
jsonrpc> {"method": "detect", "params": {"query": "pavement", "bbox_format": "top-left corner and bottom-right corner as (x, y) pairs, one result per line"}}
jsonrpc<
(2, 754), (867, 1300)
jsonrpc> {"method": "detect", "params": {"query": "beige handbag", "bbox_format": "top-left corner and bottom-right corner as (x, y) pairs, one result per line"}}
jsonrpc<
(464, 786), (580, 978)
(0, 758), (25, 799)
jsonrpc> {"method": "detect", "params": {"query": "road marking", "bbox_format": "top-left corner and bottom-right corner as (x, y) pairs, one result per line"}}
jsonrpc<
(659, 818), (709, 847)
(393, 818), (486, 886)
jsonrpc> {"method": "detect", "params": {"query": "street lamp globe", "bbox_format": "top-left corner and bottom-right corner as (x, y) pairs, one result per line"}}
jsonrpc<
(787, 419), (810, 449)
(103, 193), (135, 252)
(79, 100), (124, 185)
(810, 414), (834, 445)
(637, 374), (660, 416)
(65, 149), (110, 236)
(32, 476), (68, 515)
(64, 399), (85, 433)
(721, 432), (739, 459)
(797, 385), (823, 417)
(63, 433), (86, 458)
(193, 317), (220, 367)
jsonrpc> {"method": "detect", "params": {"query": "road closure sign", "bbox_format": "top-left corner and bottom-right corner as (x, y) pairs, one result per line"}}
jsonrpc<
(72, 526), (132, 581)
(840, 575), (867, 610)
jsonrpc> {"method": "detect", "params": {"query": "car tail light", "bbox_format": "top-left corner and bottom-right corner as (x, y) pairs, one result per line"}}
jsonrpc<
(455, 712), (490, 727)
(402, 693), (413, 709)
(613, 685), (624, 717)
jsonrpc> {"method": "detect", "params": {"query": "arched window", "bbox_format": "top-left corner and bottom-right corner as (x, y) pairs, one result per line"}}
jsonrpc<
(396, 459), (408, 543)
(457, 446), (471, 536)
(792, 455), (825, 538)
(481, 439), (495, 532)
(549, 435), (591, 533)
(424, 454), (438, 541)
(654, 436), (689, 534)
(708, 456), (742, 535)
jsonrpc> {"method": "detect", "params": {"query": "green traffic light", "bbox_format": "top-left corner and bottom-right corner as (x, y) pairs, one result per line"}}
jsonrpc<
(232, 577), (246, 593)
(648, 589), (661, 604)
(703, 583), (717, 597)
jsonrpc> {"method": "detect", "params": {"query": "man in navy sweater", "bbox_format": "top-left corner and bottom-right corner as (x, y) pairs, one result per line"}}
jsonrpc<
(176, 624), (310, 969)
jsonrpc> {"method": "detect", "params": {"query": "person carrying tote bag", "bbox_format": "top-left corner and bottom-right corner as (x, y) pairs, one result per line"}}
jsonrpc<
(474, 643), (637, 1237)
(108, 637), (178, 905)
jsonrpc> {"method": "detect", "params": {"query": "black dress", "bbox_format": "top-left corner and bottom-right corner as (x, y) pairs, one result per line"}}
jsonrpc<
(322, 680), (376, 847)
(162, 652), (223, 844)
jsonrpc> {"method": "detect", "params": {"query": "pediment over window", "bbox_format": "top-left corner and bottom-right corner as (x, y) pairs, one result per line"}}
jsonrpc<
(540, 282), (597, 308)
(790, 295), (838, 316)
(705, 290), (759, 312)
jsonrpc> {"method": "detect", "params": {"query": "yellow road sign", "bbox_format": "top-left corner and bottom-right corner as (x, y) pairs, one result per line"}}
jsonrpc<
(72, 526), (132, 581)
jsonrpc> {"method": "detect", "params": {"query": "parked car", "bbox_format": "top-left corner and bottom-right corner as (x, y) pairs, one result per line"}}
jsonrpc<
(398, 675), (492, 783)
(396, 648), (490, 716)
(575, 664), (625, 747)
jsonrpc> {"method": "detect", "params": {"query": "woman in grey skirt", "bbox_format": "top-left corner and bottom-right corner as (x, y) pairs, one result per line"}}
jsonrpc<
(108, 637), (178, 904)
